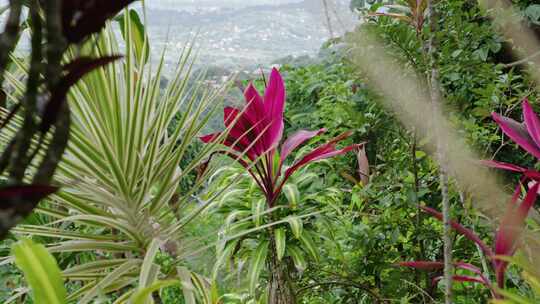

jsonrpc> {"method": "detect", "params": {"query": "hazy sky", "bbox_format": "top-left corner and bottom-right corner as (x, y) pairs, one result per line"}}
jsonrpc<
(147, 0), (304, 9)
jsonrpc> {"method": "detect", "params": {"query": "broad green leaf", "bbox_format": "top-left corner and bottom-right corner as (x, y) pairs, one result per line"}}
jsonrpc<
(12, 239), (67, 304)
(248, 240), (269, 293)
(274, 228), (286, 261)
(283, 183), (300, 209)
(286, 216), (303, 239)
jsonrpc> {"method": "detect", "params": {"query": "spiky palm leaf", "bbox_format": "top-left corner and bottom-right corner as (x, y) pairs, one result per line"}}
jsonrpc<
(0, 10), (227, 303)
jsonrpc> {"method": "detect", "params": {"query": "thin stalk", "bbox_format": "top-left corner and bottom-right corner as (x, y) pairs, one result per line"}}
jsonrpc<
(427, 0), (453, 302)
(411, 130), (428, 292)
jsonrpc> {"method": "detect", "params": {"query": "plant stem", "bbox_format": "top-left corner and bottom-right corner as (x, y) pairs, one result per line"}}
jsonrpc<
(267, 226), (296, 304)
(427, 0), (453, 302)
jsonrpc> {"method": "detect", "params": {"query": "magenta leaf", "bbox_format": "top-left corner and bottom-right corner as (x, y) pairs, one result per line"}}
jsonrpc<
(280, 129), (326, 164)
(492, 111), (540, 159)
(41, 55), (122, 133)
(480, 160), (527, 173)
(523, 99), (540, 148)
(283, 142), (361, 184)
(494, 182), (539, 287)
(263, 68), (286, 149)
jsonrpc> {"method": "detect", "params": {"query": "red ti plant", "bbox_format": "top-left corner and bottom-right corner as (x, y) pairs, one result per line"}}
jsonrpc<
(200, 68), (362, 206)
(399, 99), (540, 298)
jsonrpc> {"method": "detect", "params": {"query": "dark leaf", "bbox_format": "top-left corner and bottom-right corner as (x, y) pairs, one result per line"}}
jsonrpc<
(0, 184), (58, 240)
(62, 0), (138, 43)
(41, 55), (122, 133)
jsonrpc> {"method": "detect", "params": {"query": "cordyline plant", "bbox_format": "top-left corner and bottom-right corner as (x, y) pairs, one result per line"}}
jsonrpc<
(400, 99), (540, 299)
(0, 0), (135, 239)
(201, 68), (361, 208)
(201, 68), (361, 303)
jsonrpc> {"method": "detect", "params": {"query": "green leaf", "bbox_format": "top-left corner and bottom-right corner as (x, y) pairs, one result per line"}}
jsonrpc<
(298, 231), (320, 262)
(287, 245), (307, 272)
(116, 9), (149, 65)
(12, 239), (67, 304)
(248, 240), (269, 293)
(177, 266), (196, 304)
(283, 183), (300, 209)
(252, 198), (266, 227)
(136, 238), (162, 304)
(130, 280), (179, 304)
(274, 228), (286, 261)
(526, 5), (540, 23)
(286, 216), (303, 239)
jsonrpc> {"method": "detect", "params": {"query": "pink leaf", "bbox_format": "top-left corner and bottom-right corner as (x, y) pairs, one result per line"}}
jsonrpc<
(523, 99), (540, 149)
(263, 68), (286, 150)
(480, 160), (527, 173)
(494, 182), (539, 287)
(280, 129), (326, 163)
(492, 112), (540, 159)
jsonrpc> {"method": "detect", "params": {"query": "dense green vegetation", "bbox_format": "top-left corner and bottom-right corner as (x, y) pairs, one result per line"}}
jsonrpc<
(2, 1), (540, 303)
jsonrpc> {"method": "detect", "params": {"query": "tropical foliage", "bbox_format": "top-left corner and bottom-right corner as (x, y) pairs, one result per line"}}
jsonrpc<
(2, 0), (540, 304)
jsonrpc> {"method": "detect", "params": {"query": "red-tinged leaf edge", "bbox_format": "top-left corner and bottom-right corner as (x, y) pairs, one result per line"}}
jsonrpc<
(480, 159), (540, 181)
(41, 55), (122, 133)
(420, 206), (494, 258)
(480, 160), (527, 173)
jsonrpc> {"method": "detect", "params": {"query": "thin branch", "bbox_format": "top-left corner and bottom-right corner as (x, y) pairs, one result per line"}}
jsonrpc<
(502, 50), (540, 68)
